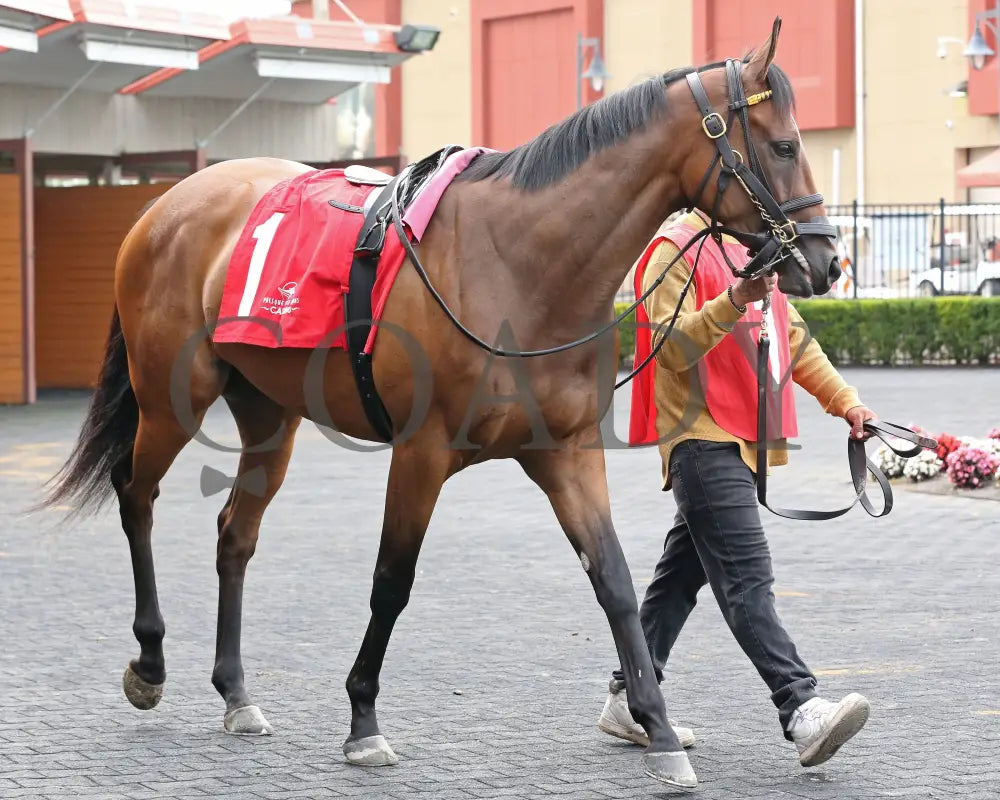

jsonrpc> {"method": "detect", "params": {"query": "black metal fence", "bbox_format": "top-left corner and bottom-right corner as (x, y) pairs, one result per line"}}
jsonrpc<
(828, 200), (1000, 299)
(616, 201), (1000, 303)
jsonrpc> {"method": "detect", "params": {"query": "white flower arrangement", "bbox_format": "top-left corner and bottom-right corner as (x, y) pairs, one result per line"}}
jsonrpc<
(874, 443), (906, 479)
(960, 436), (1000, 458)
(902, 449), (944, 482)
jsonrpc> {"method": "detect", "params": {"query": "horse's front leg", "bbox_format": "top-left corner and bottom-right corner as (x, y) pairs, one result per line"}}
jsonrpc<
(519, 441), (697, 790)
(343, 436), (454, 766)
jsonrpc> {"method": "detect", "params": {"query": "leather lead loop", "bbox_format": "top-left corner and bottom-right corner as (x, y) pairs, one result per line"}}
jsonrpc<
(755, 331), (938, 520)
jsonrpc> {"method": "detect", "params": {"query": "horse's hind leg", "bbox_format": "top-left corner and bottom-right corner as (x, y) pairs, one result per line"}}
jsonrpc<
(117, 409), (207, 709)
(518, 441), (698, 790)
(211, 379), (300, 735)
(343, 438), (454, 766)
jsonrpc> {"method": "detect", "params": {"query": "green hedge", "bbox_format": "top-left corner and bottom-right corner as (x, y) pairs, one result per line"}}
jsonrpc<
(615, 303), (637, 368)
(614, 297), (1000, 367)
(791, 297), (1000, 366)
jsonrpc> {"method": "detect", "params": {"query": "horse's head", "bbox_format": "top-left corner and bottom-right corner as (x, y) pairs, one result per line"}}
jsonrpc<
(677, 18), (840, 298)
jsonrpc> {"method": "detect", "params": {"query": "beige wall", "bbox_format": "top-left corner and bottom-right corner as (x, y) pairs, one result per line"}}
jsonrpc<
(863, 0), (996, 202)
(605, 0), (693, 94)
(801, 128), (857, 208)
(400, 0), (472, 161)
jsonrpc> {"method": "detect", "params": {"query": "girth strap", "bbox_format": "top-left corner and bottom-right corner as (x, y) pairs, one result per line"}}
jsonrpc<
(344, 177), (401, 443)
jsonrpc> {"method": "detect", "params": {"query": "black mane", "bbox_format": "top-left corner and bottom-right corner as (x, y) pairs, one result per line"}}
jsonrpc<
(457, 61), (795, 192)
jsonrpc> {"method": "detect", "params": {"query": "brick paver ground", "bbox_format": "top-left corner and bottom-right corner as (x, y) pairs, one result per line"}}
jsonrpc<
(2, 367), (999, 799)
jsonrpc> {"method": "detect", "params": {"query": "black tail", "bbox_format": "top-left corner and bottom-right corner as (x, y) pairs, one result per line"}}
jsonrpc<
(38, 307), (138, 515)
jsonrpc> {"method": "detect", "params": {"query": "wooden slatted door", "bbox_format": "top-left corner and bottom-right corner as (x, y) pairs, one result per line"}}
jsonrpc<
(34, 185), (165, 388)
(0, 174), (24, 404)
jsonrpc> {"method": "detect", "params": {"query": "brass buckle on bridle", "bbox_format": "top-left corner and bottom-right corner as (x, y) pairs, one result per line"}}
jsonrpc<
(776, 221), (798, 244)
(701, 112), (727, 139)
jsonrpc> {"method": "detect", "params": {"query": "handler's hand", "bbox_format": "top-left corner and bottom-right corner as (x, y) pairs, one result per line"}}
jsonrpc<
(731, 272), (778, 309)
(845, 405), (878, 440)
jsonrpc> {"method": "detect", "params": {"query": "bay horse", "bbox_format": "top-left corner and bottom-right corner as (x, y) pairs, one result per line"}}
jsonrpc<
(42, 22), (840, 789)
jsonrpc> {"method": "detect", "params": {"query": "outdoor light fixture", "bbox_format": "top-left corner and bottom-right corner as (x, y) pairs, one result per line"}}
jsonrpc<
(393, 24), (440, 53)
(963, 6), (1000, 139)
(964, 22), (995, 70)
(0, 24), (38, 53)
(937, 36), (966, 59)
(582, 48), (608, 92)
(577, 33), (610, 109)
(945, 79), (969, 98)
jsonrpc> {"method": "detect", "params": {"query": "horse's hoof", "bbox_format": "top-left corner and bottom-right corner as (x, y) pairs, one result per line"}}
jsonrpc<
(122, 664), (164, 710)
(642, 750), (698, 790)
(343, 734), (399, 766)
(224, 705), (273, 736)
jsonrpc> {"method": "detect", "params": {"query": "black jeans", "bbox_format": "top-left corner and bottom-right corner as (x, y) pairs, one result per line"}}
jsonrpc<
(613, 439), (818, 739)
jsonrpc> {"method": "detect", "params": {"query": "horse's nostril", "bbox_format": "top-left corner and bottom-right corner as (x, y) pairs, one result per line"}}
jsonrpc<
(828, 255), (842, 283)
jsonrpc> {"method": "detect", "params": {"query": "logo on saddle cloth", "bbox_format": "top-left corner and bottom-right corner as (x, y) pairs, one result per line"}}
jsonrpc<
(260, 281), (300, 316)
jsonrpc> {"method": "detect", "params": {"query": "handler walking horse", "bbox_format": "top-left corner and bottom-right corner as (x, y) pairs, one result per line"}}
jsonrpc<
(42, 22), (841, 788)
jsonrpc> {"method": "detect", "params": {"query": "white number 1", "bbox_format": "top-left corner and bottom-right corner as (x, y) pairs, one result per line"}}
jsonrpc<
(237, 212), (286, 316)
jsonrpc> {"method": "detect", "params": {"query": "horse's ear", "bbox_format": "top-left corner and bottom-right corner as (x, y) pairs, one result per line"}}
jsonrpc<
(748, 16), (781, 83)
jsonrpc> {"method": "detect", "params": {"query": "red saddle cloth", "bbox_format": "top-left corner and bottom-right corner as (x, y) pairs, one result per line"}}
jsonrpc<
(213, 169), (407, 353)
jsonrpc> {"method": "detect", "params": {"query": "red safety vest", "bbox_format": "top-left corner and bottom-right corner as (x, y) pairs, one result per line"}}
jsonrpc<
(628, 220), (798, 446)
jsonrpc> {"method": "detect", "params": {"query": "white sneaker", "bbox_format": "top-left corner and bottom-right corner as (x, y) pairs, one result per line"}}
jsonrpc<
(598, 689), (696, 749)
(787, 694), (870, 767)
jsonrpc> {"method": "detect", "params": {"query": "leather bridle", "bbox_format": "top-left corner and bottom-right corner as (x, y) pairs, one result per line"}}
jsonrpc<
(684, 59), (838, 281)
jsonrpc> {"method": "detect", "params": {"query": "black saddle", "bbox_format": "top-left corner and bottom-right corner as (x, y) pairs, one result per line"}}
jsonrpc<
(341, 145), (466, 442)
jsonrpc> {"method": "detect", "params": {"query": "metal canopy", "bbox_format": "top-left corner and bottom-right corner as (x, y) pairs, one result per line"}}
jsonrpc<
(0, 6), (427, 104)
(121, 17), (419, 104)
(0, 1), (72, 53)
(0, 1), (73, 23)
(136, 44), (404, 103)
(0, 21), (218, 91)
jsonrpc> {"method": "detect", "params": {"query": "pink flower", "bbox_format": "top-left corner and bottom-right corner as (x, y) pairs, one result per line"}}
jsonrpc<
(946, 445), (1000, 489)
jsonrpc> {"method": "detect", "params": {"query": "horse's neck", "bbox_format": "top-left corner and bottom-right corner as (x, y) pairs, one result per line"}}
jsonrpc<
(475, 128), (687, 327)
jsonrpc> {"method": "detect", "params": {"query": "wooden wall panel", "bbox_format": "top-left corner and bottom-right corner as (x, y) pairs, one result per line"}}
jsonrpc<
(34, 185), (165, 389)
(0, 175), (23, 404)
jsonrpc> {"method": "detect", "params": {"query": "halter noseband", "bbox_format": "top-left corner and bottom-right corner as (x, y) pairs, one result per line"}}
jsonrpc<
(685, 60), (838, 280)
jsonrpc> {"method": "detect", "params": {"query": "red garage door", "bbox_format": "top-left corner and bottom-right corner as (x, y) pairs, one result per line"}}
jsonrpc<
(472, 0), (604, 150)
(483, 8), (575, 150)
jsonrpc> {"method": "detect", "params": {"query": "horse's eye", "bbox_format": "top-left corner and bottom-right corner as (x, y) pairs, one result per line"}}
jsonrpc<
(772, 141), (797, 160)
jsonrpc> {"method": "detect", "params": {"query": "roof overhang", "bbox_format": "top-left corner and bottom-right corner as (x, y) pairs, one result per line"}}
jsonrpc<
(0, 1), (229, 90)
(957, 148), (1000, 188)
(0, 1), (73, 52)
(0, 3), (436, 106)
(119, 17), (419, 104)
